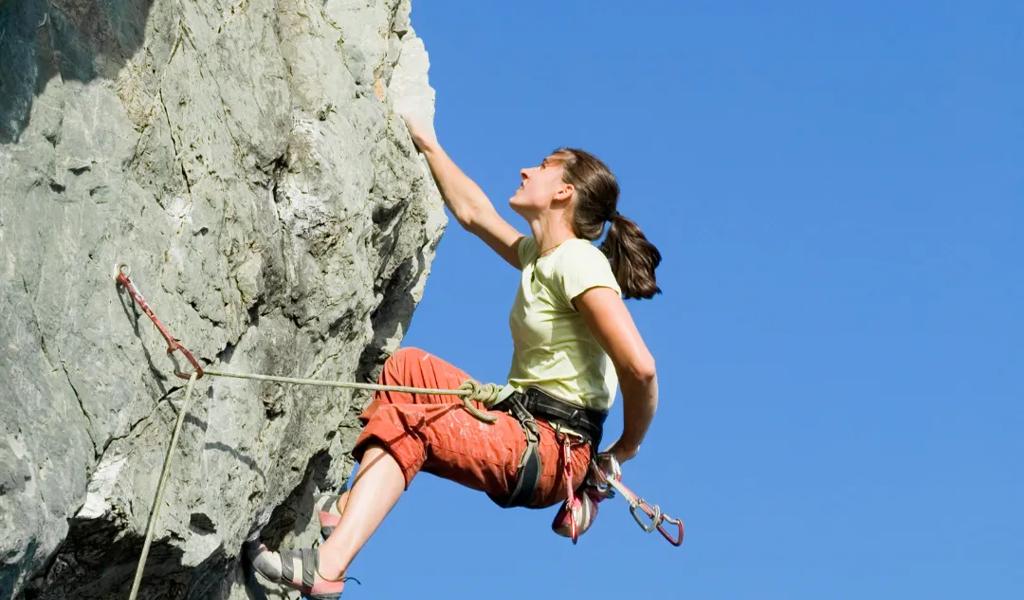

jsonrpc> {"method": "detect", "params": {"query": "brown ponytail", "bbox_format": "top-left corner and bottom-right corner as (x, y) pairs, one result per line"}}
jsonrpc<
(551, 147), (662, 300)
(601, 211), (662, 299)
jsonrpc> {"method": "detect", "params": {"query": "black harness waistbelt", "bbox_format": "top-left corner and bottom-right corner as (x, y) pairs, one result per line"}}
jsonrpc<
(488, 387), (608, 508)
(499, 387), (607, 446)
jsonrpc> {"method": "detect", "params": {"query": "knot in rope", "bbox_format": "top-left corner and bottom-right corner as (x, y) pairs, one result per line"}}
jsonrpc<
(458, 378), (502, 404)
(457, 379), (502, 424)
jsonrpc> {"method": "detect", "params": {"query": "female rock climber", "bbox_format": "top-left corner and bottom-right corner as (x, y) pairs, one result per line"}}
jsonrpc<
(250, 115), (662, 598)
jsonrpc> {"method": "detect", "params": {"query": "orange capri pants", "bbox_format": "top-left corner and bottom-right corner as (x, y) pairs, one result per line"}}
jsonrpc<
(352, 347), (592, 509)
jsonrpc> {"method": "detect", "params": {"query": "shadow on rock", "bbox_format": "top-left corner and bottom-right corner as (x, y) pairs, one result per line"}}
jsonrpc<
(0, 0), (154, 143)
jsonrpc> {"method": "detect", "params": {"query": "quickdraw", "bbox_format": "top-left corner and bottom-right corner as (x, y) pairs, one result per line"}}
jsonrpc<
(114, 264), (204, 380)
(588, 454), (685, 547)
(559, 432), (582, 544)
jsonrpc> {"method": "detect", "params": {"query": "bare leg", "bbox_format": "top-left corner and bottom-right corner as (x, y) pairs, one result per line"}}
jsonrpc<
(321, 489), (349, 516)
(335, 492), (349, 513)
(316, 443), (405, 579)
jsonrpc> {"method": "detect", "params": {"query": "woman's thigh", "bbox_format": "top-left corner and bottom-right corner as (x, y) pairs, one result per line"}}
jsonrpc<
(418, 404), (527, 498)
(358, 346), (590, 507)
(420, 411), (591, 509)
(360, 347), (475, 423)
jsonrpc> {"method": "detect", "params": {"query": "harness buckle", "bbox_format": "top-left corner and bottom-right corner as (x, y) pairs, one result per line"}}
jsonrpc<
(507, 395), (540, 441)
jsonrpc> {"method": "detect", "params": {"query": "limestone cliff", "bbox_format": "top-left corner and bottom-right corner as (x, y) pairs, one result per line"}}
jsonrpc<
(0, 0), (443, 597)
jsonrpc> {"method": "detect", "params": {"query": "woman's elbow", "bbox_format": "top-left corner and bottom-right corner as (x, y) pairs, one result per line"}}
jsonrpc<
(624, 355), (657, 383)
(449, 206), (473, 229)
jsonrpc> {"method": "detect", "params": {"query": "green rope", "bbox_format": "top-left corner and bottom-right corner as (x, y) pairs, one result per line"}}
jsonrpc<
(129, 371), (199, 600)
(129, 368), (505, 598)
(203, 368), (503, 423)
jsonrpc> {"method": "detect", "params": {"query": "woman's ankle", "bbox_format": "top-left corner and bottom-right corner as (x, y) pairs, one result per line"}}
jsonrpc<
(317, 564), (346, 583)
(316, 547), (347, 581)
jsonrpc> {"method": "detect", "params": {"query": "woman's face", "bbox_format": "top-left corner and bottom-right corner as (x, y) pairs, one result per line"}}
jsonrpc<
(509, 154), (573, 217)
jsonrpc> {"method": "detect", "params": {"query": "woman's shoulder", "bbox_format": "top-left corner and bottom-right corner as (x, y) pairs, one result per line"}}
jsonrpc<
(552, 238), (621, 295)
(555, 238), (609, 264)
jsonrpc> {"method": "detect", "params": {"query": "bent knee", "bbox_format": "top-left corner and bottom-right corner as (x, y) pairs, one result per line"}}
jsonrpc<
(381, 347), (429, 381)
(386, 347), (430, 369)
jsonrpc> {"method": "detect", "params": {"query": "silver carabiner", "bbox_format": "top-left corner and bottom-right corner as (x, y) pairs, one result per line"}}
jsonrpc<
(629, 499), (662, 533)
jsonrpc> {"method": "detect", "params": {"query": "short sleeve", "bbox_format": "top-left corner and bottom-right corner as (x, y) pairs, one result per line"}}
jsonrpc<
(516, 236), (538, 268)
(556, 241), (622, 310)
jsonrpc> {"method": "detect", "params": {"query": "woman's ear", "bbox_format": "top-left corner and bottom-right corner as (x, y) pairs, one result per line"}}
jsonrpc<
(554, 183), (575, 204)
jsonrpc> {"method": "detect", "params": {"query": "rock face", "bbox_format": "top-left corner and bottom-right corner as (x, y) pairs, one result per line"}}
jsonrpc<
(0, 1), (444, 597)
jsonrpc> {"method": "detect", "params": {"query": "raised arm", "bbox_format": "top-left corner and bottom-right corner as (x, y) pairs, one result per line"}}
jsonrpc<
(403, 116), (525, 269)
(573, 287), (658, 464)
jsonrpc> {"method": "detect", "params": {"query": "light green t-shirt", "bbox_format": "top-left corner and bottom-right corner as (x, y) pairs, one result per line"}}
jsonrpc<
(506, 236), (622, 413)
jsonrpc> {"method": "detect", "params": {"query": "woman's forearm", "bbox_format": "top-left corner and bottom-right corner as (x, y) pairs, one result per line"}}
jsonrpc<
(609, 370), (658, 463)
(417, 141), (492, 227)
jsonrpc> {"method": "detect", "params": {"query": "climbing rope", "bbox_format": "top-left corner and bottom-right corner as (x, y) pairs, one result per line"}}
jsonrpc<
(128, 371), (199, 600)
(116, 265), (505, 599)
(203, 368), (503, 423)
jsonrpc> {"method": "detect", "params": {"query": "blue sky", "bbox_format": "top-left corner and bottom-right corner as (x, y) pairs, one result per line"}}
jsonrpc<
(348, 2), (1022, 598)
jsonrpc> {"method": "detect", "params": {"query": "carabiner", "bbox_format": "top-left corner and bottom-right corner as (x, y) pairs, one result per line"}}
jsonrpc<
(629, 499), (662, 533)
(656, 513), (685, 547)
(586, 453), (621, 500)
(169, 342), (204, 380)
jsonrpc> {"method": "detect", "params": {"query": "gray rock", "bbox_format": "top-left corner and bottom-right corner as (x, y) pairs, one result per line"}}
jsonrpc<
(0, 0), (444, 597)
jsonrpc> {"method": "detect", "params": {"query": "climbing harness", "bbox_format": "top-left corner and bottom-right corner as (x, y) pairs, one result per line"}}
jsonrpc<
(114, 263), (682, 598)
(487, 386), (607, 509)
(498, 386), (606, 445)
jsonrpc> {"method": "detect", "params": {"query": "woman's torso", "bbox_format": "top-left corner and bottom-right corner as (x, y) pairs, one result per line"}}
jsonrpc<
(506, 236), (622, 413)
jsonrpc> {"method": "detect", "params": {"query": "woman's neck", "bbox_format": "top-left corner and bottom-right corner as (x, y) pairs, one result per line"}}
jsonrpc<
(529, 214), (577, 257)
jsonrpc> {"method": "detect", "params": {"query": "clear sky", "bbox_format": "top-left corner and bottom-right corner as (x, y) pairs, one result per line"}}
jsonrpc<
(347, 2), (1023, 598)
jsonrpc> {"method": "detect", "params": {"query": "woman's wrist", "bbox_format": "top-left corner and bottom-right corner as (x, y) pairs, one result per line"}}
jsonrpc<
(416, 136), (440, 154)
(401, 114), (439, 153)
(607, 440), (640, 464)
